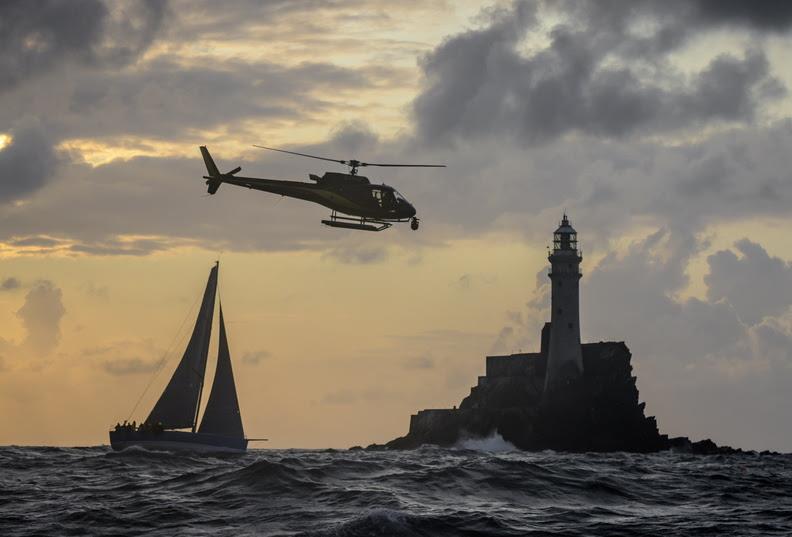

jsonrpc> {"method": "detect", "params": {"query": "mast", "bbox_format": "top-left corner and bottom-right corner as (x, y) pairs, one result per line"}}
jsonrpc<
(191, 261), (217, 433)
(192, 364), (205, 434)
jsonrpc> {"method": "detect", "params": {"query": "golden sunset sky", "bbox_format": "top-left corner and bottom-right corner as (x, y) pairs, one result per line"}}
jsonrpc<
(2, 0), (792, 451)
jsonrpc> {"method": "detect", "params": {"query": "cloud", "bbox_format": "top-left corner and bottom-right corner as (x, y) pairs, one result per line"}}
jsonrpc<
(321, 387), (393, 405)
(687, 0), (792, 31)
(6, 58), (392, 141)
(453, 272), (496, 291)
(0, 0), (789, 262)
(321, 390), (358, 405)
(241, 350), (271, 365)
(581, 229), (746, 362)
(102, 357), (160, 376)
(0, 121), (60, 204)
(323, 244), (389, 264)
(80, 281), (109, 299)
(8, 236), (62, 248)
(84, 339), (165, 375)
(0, 122), (412, 255)
(412, 1), (785, 146)
(402, 355), (434, 370)
(1, 277), (21, 291)
(456, 274), (472, 290)
(492, 226), (792, 448)
(16, 280), (66, 355)
(0, 0), (168, 91)
(705, 239), (792, 325)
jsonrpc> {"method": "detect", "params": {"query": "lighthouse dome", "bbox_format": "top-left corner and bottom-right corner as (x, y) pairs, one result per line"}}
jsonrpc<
(555, 213), (576, 234)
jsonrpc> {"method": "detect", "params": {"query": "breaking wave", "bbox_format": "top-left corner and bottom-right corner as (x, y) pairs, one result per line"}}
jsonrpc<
(454, 432), (517, 452)
(1, 445), (790, 536)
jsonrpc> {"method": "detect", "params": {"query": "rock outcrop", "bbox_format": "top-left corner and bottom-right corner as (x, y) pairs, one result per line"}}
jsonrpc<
(380, 324), (735, 453)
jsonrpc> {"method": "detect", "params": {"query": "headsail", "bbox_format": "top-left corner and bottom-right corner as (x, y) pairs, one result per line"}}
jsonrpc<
(198, 304), (245, 438)
(146, 263), (218, 430)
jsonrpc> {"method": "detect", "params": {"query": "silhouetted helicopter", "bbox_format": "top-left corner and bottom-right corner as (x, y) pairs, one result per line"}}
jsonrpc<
(199, 145), (444, 231)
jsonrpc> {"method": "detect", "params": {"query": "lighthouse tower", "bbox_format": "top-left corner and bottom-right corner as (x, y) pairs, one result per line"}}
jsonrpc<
(544, 214), (584, 392)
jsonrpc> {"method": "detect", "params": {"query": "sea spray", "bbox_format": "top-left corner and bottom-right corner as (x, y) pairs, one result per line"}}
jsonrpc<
(455, 432), (517, 452)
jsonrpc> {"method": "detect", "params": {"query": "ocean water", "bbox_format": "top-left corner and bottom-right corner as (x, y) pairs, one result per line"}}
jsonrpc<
(1, 441), (791, 536)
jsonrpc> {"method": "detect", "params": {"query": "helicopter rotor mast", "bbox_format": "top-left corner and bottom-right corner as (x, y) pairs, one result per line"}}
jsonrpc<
(252, 145), (445, 176)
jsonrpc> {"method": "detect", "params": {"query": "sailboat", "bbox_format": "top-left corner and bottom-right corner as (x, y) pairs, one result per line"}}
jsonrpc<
(109, 262), (251, 453)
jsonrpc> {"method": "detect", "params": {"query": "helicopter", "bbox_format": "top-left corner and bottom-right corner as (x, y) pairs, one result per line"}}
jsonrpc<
(199, 145), (444, 231)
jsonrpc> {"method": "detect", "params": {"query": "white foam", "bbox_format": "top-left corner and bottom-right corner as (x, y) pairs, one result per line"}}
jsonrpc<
(455, 432), (517, 452)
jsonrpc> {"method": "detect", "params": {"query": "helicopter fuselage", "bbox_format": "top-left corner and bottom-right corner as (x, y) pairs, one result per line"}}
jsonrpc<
(199, 145), (429, 231)
(214, 171), (417, 221)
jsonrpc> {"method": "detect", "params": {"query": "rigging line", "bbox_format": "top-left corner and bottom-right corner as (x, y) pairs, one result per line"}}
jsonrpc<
(125, 288), (204, 422)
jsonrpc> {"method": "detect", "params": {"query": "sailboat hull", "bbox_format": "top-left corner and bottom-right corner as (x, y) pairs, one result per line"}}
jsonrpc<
(109, 429), (248, 453)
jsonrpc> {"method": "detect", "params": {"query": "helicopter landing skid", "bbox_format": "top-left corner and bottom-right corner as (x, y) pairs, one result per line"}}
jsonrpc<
(322, 213), (392, 232)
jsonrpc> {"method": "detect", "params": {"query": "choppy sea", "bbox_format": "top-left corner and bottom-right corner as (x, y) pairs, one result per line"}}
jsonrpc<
(1, 438), (791, 536)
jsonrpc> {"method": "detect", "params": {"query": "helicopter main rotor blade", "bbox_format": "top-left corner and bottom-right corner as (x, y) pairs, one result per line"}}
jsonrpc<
(358, 163), (446, 168)
(253, 145), (348, 166)
(253, 144), (446, 171)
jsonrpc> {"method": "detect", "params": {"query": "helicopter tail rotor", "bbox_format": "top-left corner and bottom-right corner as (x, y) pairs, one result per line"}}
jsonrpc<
(200, 146), (242, 195)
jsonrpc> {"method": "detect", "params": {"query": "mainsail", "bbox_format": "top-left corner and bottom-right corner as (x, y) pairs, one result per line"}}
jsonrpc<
(198, 304), (245, 438)
(146, 263), (218, 430)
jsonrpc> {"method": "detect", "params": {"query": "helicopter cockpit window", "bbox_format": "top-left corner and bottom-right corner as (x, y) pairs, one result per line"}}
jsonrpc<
(382, 188), (397, 208)
(372, 188), (400, 209)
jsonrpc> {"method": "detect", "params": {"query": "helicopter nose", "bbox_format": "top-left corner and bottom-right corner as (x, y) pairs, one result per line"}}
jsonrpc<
(406, 202), (416, 218)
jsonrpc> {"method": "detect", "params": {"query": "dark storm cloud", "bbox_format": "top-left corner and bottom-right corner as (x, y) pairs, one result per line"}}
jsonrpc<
(494, 227), (792, 366)
(412, 0), (787, 146)
(0, 0), (168, 92)
(0, 0), (410, 142)
(689, 0), (792, 31)
(0, 1), (790, 257)
(0, 145), (369, 253)
(0, 121), (60, 204)
(555, 0), (792, 36)
(1, 117), (791, 256)
(0, 121), (427, 255)
(582, 230), (792, 449)
(0, 58), (393, 141)
(582, 229), (745, 361)
(705, 239), (792, 325)
(491, 226), (792, 448)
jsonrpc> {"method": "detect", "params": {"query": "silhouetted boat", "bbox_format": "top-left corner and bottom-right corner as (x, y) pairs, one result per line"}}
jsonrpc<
(109, 263), (249, 453)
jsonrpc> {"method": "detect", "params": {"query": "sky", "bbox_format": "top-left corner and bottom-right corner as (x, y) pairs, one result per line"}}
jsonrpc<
(1, 0), (792, 452)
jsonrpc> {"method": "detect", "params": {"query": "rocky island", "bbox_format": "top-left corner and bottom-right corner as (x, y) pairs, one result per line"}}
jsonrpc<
(380, 215), (734, 454)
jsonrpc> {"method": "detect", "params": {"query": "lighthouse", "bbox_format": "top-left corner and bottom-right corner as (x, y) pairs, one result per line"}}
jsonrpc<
(544, 214), (584, 392)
